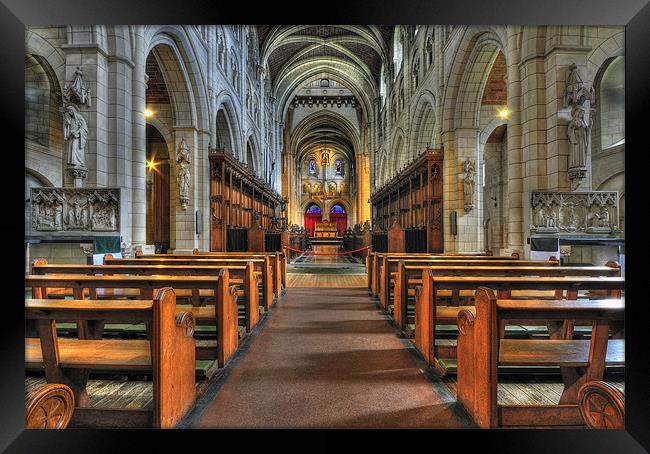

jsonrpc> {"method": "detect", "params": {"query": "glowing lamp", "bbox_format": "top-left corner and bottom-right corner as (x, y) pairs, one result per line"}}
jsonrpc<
(145, 109), (154, 118)
(498, 108), (510, 120)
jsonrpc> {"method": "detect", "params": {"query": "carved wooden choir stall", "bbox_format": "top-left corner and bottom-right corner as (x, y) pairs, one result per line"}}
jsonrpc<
(209, 147), (286, 253)
(370, 146), (444, 253)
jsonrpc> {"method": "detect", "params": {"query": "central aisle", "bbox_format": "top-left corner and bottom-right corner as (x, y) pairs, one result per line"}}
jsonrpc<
(191, 285), (472, 428)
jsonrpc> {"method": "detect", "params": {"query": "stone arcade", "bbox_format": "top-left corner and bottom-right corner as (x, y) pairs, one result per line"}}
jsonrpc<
(24, 25), (625, 430)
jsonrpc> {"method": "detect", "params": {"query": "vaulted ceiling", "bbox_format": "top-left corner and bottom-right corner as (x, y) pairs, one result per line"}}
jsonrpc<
(256, 25), (393, 116)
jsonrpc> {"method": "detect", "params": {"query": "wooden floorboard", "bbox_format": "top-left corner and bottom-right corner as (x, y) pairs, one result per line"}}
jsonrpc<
(442, 375), (625, 406)
(286, 273), (367, 288)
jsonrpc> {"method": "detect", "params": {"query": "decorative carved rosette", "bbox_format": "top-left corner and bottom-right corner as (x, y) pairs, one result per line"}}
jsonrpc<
(578, 381), (625, 429)
(25, 384), (75, 429)
(175, 311), (196, 337)
(457, 309), (475, 336)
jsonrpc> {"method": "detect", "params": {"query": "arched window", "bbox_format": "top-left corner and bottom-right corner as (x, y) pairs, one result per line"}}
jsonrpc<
(218, 34), (225, 67)
(412, 57), (420, 88)
(330, 204), (345, 214)
(426, 35), (433, 68)
(393, 27), (403, 80)
(596, 56), (625, 151)
(307, 204), (322, 214)
(335, 159), (342, 176)
(379, 63), (387, 105)
(308, 159), (316, 176)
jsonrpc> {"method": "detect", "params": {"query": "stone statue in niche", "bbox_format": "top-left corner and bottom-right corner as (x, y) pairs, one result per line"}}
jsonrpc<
(462, 158), (476, 212)
(62, 104), (89, 186)
(328, 182), (337, 193)
(567, 107), (591, 172)
(303, 182), (311, 194)
(340, 182), (348, 193)
(564, 63), (594, 190)
(63, 67), (92, 107)
(177, 138), (191, 210)
(312, 182), (321, 193)
(321, 150), (331, 166)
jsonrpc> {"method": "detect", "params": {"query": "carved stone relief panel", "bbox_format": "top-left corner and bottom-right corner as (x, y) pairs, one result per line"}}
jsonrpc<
(31, 188), (120, 233)
(530, 191), (619, 235)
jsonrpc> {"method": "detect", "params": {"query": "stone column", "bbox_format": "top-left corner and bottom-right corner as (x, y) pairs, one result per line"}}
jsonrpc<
(130, 27), (147, 250)
(453, 128), (482, 253)
(106, 25), (134, 247)
(505, 26), (525, 255)
(170, 129), (200, 253)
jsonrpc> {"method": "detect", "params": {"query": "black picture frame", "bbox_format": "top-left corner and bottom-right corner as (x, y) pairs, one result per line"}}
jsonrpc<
(3, 1), (648, 451)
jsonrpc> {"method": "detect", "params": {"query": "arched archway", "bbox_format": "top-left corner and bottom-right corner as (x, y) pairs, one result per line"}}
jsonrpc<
(25, 53), (64, 187)
(246, 136), (256, 174)
(145, 124), (171, 253)
(303, 203), (322, 237)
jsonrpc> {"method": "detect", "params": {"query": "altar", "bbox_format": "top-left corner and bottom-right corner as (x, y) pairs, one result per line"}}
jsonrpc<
(313, 221), (338, 238)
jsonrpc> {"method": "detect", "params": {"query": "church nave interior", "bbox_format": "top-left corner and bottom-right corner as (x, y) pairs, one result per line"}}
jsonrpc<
(24, 25), (625, 430)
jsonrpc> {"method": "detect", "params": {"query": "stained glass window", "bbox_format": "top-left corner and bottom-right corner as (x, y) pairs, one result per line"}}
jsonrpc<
(330, 204), (345, 214)
(335, 159), (342, 175)
(307, 204), (322, 214)
(309, 159), (316, 175)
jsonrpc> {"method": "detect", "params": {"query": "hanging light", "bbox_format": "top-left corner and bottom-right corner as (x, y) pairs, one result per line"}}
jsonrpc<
(497, 107), (510, 120)
(145, 108), (154, 118)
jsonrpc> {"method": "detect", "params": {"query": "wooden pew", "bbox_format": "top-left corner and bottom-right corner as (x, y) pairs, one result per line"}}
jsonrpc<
(25, 272), (238, 369)
(191, 249), (287, 296)
(456, 288), (624, 428)
(32, 259), (260, 333)
(378, 257), (556, 311)
(367, 251), (517, 297)
(414, 274), (624, 373)
(136, 249), (286, 299)
(392, 260), (621, 331)
(108, 256), (276, 310)
(25, 288), (196, 428)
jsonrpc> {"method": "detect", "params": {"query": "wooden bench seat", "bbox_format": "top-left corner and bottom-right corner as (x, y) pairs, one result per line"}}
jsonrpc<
(391, 262), (620, 331)
(32, 259), (264, 330)
(120, 252), (283, 303)
(498, 339), (624, 367)
(25, 288), (195, 428)
(26, 337), (152, 370)
(377, 256), (558, 308)
(368, 250), (521, 297)
(413, 274), (624, 372)
(105, 257), (275, 310)
(456, 288), (624, 428)
(26, 271), (239, 368)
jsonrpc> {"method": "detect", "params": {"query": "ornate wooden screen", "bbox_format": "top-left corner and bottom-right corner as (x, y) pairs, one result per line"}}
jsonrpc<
(209, 147), (285, 251)
(370, 146), (444, 252)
